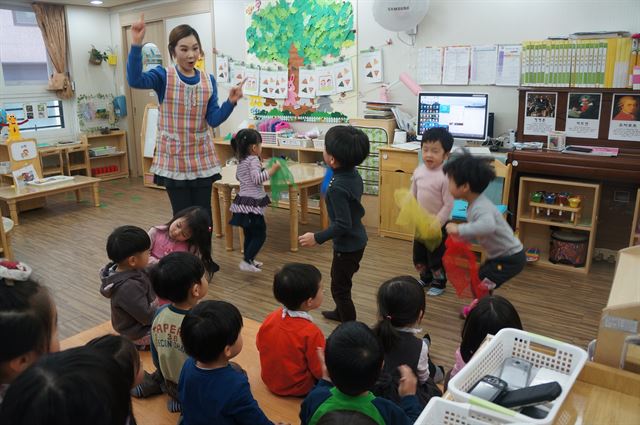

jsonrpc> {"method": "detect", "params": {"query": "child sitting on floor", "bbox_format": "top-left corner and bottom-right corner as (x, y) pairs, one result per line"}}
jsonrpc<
(0, 261), (59, 405)
(371, 276), (442, 407)
(148, 206), (219, 278)
(132, 252), (209, 413)
(448, 295), (522, 385)
(443, 152), (525, 317)
(100, 225), (157, 349)
(179, 300), (275, 425)
(257, 263), (325, 396)
(300, 321), (422, 425)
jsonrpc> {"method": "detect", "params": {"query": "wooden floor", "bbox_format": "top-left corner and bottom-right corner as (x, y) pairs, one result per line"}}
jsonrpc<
(8, 177), (615, 371)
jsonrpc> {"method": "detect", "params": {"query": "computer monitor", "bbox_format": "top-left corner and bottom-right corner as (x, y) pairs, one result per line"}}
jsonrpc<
(417, 92), (489, 142)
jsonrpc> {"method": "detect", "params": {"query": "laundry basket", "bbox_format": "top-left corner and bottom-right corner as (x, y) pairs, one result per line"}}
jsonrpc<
(447, 328), (588, 425)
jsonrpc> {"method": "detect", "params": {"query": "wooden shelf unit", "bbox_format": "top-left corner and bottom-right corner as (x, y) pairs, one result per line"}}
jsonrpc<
(81, 131), (129, 181)
(516, 176), (600, 273)
(39, 147), (65, 177)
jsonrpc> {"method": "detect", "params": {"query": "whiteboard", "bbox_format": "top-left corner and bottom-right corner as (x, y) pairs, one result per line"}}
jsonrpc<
(142, 105), (159, 158)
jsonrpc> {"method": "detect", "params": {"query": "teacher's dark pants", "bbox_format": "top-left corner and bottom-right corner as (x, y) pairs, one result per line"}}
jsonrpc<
(155, 174), (221, 220)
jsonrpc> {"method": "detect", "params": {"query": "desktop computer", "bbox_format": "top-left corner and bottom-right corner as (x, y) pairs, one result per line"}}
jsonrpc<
(416, 92), (489, 144)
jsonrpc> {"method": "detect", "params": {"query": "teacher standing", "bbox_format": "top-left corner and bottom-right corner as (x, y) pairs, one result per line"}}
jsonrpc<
(127, 14), (243, 217)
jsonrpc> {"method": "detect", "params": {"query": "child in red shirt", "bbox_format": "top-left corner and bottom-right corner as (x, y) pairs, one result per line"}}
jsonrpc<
(256, 263), (325, 396)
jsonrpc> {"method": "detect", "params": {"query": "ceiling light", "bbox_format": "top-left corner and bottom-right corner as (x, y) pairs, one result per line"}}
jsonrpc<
(90, 1), (104, 5)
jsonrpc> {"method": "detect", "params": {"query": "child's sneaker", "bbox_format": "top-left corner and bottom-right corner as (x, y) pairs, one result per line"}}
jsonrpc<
(251, 259), (263, 268)
(459, 298), (480, 319)
(239, 260), (261, 272)
(427, 286), (445, 296)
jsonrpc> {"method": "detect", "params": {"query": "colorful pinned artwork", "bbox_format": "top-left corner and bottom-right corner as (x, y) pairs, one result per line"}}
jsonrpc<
(333, 60), (353, 93)
(360, 49), (383, 83)
(298, 68), (318, 99)
(215, 56), (229, 83)
(243, 68), (260, 97)
(229, 62), (246, 86)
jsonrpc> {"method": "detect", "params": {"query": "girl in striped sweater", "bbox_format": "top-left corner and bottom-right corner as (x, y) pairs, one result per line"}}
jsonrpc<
(229, 129), (280, 272)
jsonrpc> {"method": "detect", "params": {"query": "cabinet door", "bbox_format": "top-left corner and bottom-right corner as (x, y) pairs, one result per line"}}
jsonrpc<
(379, 170), (413, 239)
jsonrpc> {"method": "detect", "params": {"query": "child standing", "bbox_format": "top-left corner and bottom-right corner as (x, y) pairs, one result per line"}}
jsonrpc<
(179, 300), (274, 425)
(257, 263), (325, 396)
(149, 206), (219, 277)
(229, 129), (280, 273)
(371, 276), (442, 407)
(299, 126), (370, 322)
(136, 252), (208, 412)
(300, 321), (422, 425)
(100, 225), (157, 349)
(449, 296), (522, 381)
(0, 263), (59, 405)
(411, 128), (454, 296)
(444, 153), (525, 316)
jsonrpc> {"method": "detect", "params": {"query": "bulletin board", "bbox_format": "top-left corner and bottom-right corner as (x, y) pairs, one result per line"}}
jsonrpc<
(76, 93), (116, 132)
(238, 0), (357, 123)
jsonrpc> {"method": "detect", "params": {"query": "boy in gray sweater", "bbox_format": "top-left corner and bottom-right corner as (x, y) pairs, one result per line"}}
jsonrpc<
(443, 153), (525, 315)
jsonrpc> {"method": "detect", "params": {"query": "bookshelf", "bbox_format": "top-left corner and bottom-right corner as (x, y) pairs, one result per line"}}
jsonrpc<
(81, 131), (129, 181)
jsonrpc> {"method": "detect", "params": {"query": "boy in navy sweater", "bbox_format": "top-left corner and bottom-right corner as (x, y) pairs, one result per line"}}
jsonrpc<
(179, 301), (273, 425)
(300, 321), (421, 425)
(299, 126), (370, 322)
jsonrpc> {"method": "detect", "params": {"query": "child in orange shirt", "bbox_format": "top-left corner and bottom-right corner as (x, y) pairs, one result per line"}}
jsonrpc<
(256, 263), (325, 396)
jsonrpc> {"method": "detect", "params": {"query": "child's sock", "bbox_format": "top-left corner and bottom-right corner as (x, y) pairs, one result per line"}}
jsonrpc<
(131, 370), (163, 398)
(166, 398), (181, 413)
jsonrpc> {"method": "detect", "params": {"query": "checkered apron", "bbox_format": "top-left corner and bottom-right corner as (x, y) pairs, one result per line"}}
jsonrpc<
(150, 66), (220, 179)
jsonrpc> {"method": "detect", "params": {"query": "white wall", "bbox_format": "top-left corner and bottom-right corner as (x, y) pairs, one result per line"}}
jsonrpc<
(67, 6), (120, 97)
(212, 0), (640, 137)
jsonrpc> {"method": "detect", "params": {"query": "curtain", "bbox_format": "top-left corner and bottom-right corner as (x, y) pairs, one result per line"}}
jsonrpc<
(32, 2), (73, 99)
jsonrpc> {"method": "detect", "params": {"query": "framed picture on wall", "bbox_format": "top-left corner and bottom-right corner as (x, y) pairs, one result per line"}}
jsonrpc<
(547, 130), (566, 151)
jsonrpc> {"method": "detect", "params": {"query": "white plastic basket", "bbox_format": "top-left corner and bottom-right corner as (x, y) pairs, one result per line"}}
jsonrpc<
(415, 397), (517, 425)
(259, 131), (278, 145)
(448, 328), (588, 425)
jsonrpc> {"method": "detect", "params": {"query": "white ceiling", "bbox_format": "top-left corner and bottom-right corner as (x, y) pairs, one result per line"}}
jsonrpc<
(8, 0), (142, 8)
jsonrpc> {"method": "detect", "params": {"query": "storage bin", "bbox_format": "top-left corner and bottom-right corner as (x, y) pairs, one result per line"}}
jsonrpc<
(415, 397), (516, 425)
(448, 328), (588, 425)
(259, 131), (278, 145)
(549, 230), (588, 267)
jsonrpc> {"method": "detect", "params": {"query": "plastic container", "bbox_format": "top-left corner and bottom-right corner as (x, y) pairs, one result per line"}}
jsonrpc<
(259, 131), (278, 145)
(549, 230), (588, 267)
(313, 139), (325, 150)
(415, 397), (516, 425)
(448, 328), (588, 425)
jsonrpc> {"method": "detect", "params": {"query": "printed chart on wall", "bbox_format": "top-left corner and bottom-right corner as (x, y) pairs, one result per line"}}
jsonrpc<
(608, 94), (640, 142)
(565, 93), (601, 139)
(523, 92), (557, 136)
(243, 0), (356, 123)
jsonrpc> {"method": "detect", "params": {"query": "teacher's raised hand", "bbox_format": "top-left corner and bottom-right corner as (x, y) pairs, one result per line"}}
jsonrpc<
(228, 77), (246, 105)
(131, 13), (146, 45)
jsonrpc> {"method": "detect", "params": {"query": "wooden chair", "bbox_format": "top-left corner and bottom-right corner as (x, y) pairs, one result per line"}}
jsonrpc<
(0, 216), (14, 260)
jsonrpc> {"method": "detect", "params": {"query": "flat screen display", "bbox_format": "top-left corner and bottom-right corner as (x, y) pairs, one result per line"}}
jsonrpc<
(417, 92), (489, 141)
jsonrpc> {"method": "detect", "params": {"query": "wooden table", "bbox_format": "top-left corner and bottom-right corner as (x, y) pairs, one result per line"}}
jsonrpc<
(0, 175), (100, 224)
(212, 163), (328, 252)
(61, 319), (302, 425)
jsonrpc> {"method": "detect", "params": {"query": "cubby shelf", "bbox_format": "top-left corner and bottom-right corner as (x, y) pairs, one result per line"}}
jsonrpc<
(517, 177), (600, 274)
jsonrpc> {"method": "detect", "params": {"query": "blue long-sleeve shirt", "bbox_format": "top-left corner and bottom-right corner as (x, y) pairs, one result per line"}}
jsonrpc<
(126, 45), (234, 128)
(179, 358), (273, 425)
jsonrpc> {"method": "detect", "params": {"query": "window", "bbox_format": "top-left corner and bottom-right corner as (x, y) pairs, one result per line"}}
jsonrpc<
(0, 5), (75, 140)
(3, 101), (65, 132)
(0, 8), (50, 86)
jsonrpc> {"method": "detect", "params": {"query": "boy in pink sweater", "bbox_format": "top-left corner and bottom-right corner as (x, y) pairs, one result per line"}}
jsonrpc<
(410, 128), (454, 296)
